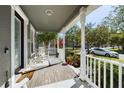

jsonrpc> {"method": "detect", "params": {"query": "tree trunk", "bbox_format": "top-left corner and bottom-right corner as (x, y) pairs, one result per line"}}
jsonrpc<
(112, 46), (114, 49)
(72, 42), (75, 50)
(122, 46), (124, 50)
(118, 46), (120, 50)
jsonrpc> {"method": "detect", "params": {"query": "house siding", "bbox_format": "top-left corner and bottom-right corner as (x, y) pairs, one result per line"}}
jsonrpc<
(0, 6), (11, 87)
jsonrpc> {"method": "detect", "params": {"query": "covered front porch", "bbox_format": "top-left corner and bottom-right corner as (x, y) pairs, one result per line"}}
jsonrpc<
(2, 5), (116, 88)
(0, 5), (123, 88)
(9, 5), (100, 88)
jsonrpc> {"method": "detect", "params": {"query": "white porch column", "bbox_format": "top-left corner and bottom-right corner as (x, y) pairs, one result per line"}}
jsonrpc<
(57, 33), (59, 53)
(79, 7), (87, 80)
(63, 31), (66, 63)
(33, 30), (35, 53)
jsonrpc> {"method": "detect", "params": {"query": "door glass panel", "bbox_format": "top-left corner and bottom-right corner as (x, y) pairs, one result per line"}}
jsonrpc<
(15, 17), (21, 69)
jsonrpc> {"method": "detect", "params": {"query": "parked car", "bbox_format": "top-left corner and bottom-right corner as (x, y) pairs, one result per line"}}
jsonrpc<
(90, 48), (119, 58)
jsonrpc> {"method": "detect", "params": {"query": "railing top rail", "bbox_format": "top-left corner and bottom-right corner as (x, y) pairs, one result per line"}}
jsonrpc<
(86, 55), (124, 67)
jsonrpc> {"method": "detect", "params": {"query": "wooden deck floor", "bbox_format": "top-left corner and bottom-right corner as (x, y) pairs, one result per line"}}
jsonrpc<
(26, 64), (77, 88)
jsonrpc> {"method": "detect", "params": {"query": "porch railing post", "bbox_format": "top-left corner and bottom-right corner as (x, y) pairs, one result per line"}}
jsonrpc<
(79, 7), (87, 81)
(63, 31), (66, 63)
(57, 33), (59, 54)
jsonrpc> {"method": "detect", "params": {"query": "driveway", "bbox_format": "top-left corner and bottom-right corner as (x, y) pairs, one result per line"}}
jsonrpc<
(119, 54), (124, 60)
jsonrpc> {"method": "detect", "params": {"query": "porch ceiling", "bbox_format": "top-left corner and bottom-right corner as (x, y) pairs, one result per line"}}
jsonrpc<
(20, 5), (84, 32)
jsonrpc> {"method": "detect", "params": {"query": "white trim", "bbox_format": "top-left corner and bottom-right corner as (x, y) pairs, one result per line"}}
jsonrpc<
(10, 5), (37, 69)
(10, 7), (15, 88)
(119, 65), (122, 88)
(62, 31), (66, 63)
(110, 63), (113, 88)
(57, 33), (59, 53)
(24, 22), (28, 68)
(86, 55), (124, 67)
(86, 55), (124, 88)
(98, 60), (101, 87)
(10, 5), (31, 87)
(79, 7), (87, 81)
(11, 5), (28, 22)
(103, 62), (106, 88)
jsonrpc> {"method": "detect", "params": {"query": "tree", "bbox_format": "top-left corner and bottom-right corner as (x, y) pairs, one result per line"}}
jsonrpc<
(95, 25), (109, 47)
(85, 23), (96, 48)
(103, 5), (124, 50)
(65, 25), (80, 50)
(120, 33), (124, 50)
(85, 23), (109, 48)
(36, 32), (57, 49)
(109, 33), (121, 49)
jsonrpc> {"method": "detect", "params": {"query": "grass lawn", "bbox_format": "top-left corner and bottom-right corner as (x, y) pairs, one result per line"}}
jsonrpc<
(66, 47), (124, 63)
(90, 54), (124, 63)
(65, 47), (80, 50)
(110, 48), (124, 54)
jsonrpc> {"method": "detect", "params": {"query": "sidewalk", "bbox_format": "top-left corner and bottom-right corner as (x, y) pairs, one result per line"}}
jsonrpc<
(119, 54), (124, 60)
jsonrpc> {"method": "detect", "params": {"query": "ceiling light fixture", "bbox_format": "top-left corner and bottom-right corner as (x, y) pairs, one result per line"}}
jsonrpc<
(45, 9), (54, 16)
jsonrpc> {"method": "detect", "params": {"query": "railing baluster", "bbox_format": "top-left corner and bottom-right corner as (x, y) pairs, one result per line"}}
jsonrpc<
(94, 58), (96, 84)
(119, 65), (122, 88)
(85, 56), (124, 88)
(87, 56), (89, 77)
(98, 60), (101, 87)
(90, 58), (92, 81)
(104, 62), (106, 88)
(110, 63), (113, 88)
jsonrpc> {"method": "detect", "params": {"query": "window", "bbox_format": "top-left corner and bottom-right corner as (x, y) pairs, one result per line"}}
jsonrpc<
(15, 11), (24, 69)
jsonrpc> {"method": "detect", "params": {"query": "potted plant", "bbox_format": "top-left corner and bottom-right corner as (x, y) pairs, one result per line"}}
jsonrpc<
(72, 55), (80, 67)
(66, 54), (73, 65)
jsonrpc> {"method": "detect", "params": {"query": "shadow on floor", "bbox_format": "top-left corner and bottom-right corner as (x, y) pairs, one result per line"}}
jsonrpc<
(71, 78), (93, 88)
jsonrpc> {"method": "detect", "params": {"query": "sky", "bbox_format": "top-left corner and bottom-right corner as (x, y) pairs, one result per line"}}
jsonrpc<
(77, 5), (115, 28)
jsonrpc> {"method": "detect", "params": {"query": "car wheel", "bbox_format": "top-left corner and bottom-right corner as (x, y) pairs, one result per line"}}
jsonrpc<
(105, 53), (110, 57)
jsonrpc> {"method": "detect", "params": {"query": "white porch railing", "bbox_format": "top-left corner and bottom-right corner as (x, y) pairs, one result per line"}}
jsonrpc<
(86, 55), (124, 88)
(28, 47), (58, 66)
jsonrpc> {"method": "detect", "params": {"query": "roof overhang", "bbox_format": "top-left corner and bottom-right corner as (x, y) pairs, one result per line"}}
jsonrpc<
(20, 5), (100, 33)
(62, 5), (100, 33)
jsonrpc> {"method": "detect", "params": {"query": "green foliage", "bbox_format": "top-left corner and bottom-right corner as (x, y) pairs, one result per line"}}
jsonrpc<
(36, 32), (57, 46)
(85, 23), (97, 47)
(85, 6), (124, 49)
(120, 33), (124, 49)
(65, 6), (124, 50)
(109, 33), (121, 48)
(103, 6), (124, 49)
(85, 23), (109, 48)
(95, 25), (109, 47)
(103, 6), (124, 32)
(65, 25), (81, 49)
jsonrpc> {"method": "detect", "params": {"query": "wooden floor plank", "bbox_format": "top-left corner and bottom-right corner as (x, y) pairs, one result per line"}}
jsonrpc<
(27, 64), (77, 88)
